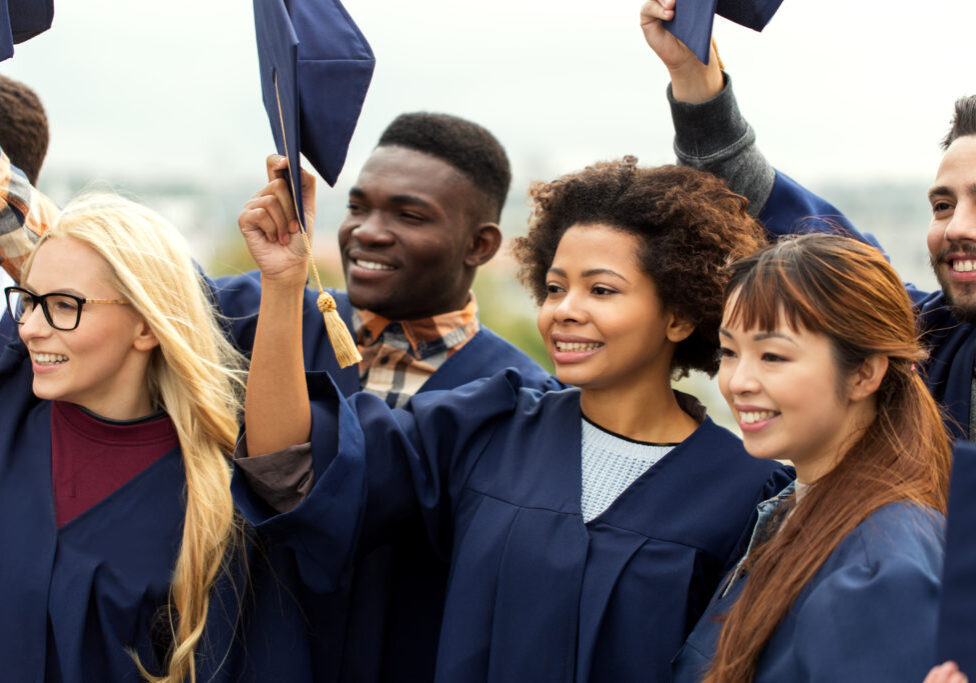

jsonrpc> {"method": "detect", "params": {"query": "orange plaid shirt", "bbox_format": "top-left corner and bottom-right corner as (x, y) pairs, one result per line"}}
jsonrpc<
(0, 151), (57, 283)
(354, 295), (480, 408)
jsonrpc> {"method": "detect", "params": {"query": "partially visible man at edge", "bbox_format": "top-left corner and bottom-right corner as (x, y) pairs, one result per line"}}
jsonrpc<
(0, 111), (560, 683)
(640, 1), (976, 677)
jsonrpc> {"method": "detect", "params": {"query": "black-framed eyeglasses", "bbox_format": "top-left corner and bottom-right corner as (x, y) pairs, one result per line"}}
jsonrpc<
(4, 286), (130, 331)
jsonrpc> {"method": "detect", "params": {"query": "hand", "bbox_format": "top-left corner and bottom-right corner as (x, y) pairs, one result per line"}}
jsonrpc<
(238, 155), (317, 285)
(925, 662), (969, 683)
(639, 0), (724, 103)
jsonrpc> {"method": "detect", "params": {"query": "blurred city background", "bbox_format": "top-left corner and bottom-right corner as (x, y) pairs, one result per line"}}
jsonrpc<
(2, 0), (967, 429)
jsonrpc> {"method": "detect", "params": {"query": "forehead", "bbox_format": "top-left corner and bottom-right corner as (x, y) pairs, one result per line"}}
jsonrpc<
(354, 145), (473, 206)
(932, 135), (976, 194)
(551, 223), (643, 272)
(25, 237), (115, 295)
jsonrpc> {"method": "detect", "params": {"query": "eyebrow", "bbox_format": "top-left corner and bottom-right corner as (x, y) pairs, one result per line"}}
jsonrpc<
(20, 286), (87, 299)
(349, 187), (434, 210)
(546, 267), (630, 282)
(928, 183), (976, 202)
(719, 327), (798, 344)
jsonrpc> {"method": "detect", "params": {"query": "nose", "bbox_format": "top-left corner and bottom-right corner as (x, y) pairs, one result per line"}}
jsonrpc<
(18, 304), (53, 341)
(723, 355), (761, 397)
(944, 197), (976, 244)
(552, 288), (587, 324)
(348, 212), (395, 248)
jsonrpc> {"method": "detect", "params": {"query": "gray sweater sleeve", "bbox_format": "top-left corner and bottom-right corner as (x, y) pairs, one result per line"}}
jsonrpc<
(667, 73), (775, 217)
(234, 438), (314, 514)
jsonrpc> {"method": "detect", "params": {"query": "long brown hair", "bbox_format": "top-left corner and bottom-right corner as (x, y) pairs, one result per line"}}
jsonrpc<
(706, 234), (951, 683)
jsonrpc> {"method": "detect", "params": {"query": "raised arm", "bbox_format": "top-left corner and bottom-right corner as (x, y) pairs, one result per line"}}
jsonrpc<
(640, 0), (774, 214)
(239, 156), (317, 456)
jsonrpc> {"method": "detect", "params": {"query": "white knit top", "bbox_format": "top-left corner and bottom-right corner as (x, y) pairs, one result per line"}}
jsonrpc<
(580, 417), (675, 523)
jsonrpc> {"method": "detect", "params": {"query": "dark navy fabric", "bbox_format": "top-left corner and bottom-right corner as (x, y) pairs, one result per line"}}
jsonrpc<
(0, 317), (318, 682)
(253, 0), (374, 225)
(672, 503), (944, 682)
(937, 440), (976, 673)
(0, 0), (54, 61)
(234, 369), (792, 682)
(663, 0), (784, 64)
(761, 171), (976, 440)
(214, 271), (560, 682)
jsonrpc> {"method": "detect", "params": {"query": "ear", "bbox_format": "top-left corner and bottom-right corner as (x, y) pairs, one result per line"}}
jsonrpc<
(665, 311), (695, 344)
(848, 353), (888, 402)
(132, 318), (160, 352)
(464, 223), (502, 268)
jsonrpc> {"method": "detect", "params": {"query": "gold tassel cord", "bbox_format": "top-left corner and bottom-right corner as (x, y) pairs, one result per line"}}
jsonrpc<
(274, 73), (362, 368)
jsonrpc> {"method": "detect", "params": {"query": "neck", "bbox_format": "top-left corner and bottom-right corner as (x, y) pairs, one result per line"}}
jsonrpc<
(580, 381), (698, 444)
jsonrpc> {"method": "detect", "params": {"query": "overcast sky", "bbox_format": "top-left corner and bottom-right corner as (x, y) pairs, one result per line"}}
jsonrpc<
(2, 0), (974, 195)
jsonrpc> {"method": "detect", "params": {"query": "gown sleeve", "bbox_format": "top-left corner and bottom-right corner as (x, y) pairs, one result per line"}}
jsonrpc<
(232, 368), (524, 593)
(790, 551), (941, 681)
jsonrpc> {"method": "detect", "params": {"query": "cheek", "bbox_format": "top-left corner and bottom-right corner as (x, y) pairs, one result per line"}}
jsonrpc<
(926, 220), (945, 258)
(536, 304), (552, 339)
(716, 364), (734, 403)
(337, 224), (352, 248)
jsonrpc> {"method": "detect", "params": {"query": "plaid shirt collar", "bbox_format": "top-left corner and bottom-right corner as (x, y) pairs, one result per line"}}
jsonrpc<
(353, 293), (480, 361)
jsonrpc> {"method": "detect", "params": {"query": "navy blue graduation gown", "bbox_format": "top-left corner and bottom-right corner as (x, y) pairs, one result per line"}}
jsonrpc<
(672, 502), (944, 682)
(0, 317), (316, 682)
(234, 369), (792, 682)
(213, 271), (561, 682)
(761, 171), (976, 440)
(937, 440), (976, 673)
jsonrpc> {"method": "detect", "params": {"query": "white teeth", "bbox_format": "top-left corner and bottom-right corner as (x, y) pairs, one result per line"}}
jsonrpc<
(740, 410), (777, 424)
(33, 352), (68, 365)
(952, 260), (976, 272)
(355, 259), (394, 271)
(554, 341), (602, 352)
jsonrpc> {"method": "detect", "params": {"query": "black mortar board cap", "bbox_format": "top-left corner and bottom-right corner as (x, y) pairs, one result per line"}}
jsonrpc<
(663, 0), (784, 64)
(254, 0), (375, 222)
(0, 0), (54, 61)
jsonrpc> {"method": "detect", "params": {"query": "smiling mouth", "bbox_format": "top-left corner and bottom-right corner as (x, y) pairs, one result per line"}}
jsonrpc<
(951, 258), (976, 273)
(33, 352), (68, 365)
(353, 258), (395, 271)
(554, 341), (603, 352)
(739, 410), (778, 424)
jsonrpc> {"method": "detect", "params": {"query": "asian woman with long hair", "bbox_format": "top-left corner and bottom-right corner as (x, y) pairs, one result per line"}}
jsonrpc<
(671, 234), (951, 681)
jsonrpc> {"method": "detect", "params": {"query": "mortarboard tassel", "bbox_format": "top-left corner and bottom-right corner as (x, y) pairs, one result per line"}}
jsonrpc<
(301, 229), (362, 368)
(291, 199), (362, 369)
(274, 73), (362, 369)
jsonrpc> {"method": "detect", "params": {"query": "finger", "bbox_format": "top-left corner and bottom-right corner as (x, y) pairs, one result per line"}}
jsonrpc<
(240, 194), (291, 243)
(299, 167), (317, 233)
(265, 154), (289, 182)
(256, 178), (298, 230)
(640, 0), (674, 23)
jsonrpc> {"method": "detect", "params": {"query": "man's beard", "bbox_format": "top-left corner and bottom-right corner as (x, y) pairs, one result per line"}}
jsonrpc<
(932, 246), (976, 324)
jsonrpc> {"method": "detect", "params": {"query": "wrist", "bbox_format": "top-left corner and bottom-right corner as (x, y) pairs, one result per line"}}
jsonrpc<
(260, 268), (308, 293)
(668, 60), (724, 104)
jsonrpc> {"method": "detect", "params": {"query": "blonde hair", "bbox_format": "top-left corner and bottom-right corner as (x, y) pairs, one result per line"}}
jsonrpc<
(23, 194), (247, 682)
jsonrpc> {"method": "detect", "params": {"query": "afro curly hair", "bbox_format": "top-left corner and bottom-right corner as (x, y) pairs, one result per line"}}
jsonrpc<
(512, 157), (766, 378)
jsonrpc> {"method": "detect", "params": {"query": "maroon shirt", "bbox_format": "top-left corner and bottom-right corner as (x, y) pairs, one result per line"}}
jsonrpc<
(50, 401), (179, 527)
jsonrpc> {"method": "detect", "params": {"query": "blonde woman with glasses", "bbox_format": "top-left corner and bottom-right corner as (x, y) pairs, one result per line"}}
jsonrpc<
(0, 194), (314, 682)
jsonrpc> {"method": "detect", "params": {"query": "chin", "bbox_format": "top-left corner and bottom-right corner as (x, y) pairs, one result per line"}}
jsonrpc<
(943, 289), (976, 324)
